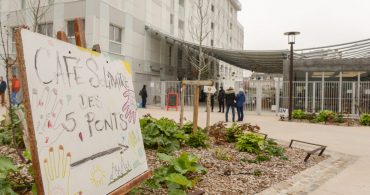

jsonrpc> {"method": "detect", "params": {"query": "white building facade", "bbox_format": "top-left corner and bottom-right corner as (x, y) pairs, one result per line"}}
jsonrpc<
(0, 0), (245, 98)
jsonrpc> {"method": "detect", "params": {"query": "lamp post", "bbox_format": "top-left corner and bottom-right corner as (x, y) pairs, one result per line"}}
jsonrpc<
(284, 31), (300, 120)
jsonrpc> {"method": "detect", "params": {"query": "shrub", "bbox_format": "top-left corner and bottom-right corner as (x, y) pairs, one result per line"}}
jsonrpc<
(238, 123), (260, 133)
(0, 106), (25, 149)
(207, 121), (226, 143)
(235, 133), (265, 153)
(213, 148), (232, 161)
(225, 123), (243, 143)
(360, 114), (370, 126)
(185, 130), (208, 148)
(292, 109), (305, 119)
(304, 112), (316, 120)
(0, 156), (18, 195)
(181, 122), (194, 134)
(145, 152), (207, 194)
(333, 114), (345, 123)
(317, 110), (335, 123)
(140, 117), (185, 154)
(255, 154), (271, 162)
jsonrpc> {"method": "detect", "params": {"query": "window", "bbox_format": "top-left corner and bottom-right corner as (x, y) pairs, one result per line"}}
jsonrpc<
(230, 37), (232, 43)
(211, 4), (214, 12)
(11, 27), (16, 53)
(211, 39), (214, 47)
(38, 23), (53, 37)
(168, 45), (172, 65)
(170, 14), (174, 24)
(109, 24), (122, 42)
(230, 23), (232, 30)
(211, 22), (214, 30)
(179, 0), (184, 6)
(21, 0), (26, 9)
(109, 24), (122, 54)
(67, 19), (85, 44)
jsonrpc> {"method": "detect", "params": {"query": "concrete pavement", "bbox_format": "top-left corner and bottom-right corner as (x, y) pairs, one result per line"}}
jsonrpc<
(138, 107), (370, 195)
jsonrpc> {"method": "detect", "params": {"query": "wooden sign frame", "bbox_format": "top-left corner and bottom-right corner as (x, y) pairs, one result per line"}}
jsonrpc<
(15, 18), (151, 195)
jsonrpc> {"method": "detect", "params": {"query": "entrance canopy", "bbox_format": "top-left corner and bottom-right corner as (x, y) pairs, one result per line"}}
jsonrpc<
(146, 26), (370, 74)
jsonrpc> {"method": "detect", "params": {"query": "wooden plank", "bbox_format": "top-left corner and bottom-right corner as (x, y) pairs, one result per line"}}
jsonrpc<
(183, 80), (213, 86)
(56, 31), (68, 42)
(180, 84), (186, 127)
(74, 18), (86, 47)
(15, 28), (45, 195)
(109, 171), (152, 195)
(193, 86), (200, 132)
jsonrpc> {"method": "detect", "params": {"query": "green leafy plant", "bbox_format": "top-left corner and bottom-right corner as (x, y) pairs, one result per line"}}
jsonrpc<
(255, 154), (270, 162)
(264, 139), (285, 157)
(292, 109), (305, 119)
(360, 114), (370, 126)
(140, 117), (185, 154)
(225, 123), (243, 143)
(317, 110), (335, 123)
(0, 106), (25, 148)
(304, 112), (316, 121)
(145, 152), (207, 194)
(235, 133), (265, 153)
(0, 156), (18, 195)
(185, 130), (208, 148)
(333, 113), (345, 123)
(252, 169), (262, 177)
(213, 148), (233, 161)
(181, 122), (203, 134)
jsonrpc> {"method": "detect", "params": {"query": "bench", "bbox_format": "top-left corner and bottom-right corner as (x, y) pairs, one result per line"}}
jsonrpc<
(289, 139), (327, 162)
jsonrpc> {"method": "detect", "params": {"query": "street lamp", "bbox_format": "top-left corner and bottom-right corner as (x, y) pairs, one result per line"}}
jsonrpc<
(284, 31), (300, 120)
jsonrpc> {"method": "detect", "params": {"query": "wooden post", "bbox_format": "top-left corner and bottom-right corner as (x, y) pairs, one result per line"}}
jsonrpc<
(74, 18), (86, 47)
(15, 28), (45, 195)
(206, 93), (210, 127)
(193, 86), (200, 132)
(57, 31), (68, 42)
(180, 83), (186, 127)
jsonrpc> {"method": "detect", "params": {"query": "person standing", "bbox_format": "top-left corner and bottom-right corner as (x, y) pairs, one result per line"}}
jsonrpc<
(11, 75), (20, 105)
(236, 88), (246, 122)
(139, 85), (147, 108)
(225, 87), (236, 122)
(210, 93), (215, 112)
(0, 77), (7, 106)
(218, 86), (225, 113)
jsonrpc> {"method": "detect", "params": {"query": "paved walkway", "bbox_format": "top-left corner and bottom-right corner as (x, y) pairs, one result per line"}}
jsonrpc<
(138, 107), (370, 195)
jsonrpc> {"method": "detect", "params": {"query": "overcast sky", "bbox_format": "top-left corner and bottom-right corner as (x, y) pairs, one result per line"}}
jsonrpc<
(238, 0), (370, 50)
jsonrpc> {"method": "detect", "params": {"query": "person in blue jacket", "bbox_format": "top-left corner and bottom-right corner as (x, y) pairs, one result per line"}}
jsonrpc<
(235, 88), (246, 121)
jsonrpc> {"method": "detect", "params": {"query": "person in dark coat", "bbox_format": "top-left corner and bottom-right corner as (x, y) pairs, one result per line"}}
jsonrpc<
(0, 76), (6, 106)
(210, 94), (215, 112)
(225, 87), (236, 122)
(139, 85), (147, 108)
(235, 88), (246, 121)
(218, 86), (225, 113)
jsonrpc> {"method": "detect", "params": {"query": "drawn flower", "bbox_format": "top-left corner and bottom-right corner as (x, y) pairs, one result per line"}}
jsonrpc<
(90, 165), (106, 187)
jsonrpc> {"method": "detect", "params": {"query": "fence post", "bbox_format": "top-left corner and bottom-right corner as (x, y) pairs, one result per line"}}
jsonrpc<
(275, 78), (280, 115)
(352, 82), (356, 115)
(339, 72), (342, 113)
(305, 72), (308, 112)
(312, 82), (316, 112)
(357, 72), (360, 114)
(321, 72), (325, 111)
(256, 81), (262, 115)
(161, 82), (166, 109)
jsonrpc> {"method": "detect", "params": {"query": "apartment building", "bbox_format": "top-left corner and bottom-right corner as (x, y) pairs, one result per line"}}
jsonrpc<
(0, 0), (245, 99)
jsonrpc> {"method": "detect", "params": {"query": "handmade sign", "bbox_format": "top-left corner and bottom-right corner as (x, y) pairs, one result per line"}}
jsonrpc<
(166, 92), (178, 111)
(16, 29), (148, 194)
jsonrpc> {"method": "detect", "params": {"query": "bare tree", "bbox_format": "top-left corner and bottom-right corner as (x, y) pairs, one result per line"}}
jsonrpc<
(183, 0), (224, 80)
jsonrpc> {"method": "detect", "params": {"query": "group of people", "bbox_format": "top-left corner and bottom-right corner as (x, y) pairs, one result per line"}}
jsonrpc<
(0, 75), (21, 107)
(217, 86), (246, 122)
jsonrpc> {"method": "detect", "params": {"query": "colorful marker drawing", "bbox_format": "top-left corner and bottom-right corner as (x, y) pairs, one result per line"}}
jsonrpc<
(122, 89), (137, 124)
(32, 87), (64, 147)
(90, 165), (107, 187)
(43, 145), (71, 195)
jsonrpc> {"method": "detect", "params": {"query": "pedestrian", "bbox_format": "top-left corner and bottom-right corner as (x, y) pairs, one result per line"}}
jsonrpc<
(139, 85), (147, 108)
(218, 86), (225, 113)
(11, 75), (20, 105)
(0, 76), (7, 106)
(210, 93), (215, 112)
(236, 88), (246, 122)
(225, 87), (236, 122)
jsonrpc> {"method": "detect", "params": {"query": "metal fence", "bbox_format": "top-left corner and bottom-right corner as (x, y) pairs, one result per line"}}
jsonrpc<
(144, 80), (370, 114)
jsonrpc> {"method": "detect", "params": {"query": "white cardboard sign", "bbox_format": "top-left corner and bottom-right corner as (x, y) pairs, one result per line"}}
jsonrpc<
(20, 30), (148, 194)
(204, 86), (216, 94)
